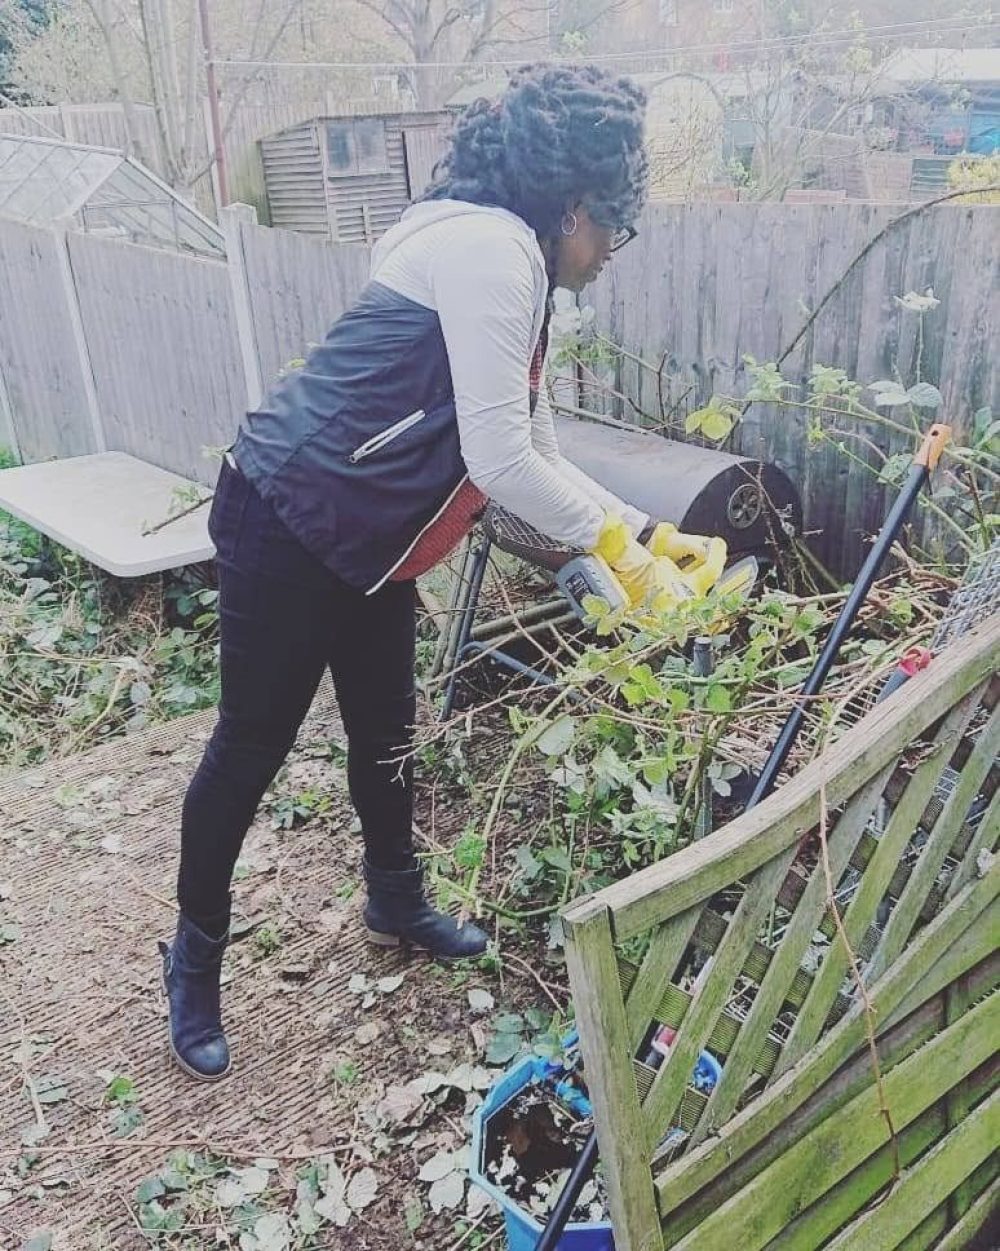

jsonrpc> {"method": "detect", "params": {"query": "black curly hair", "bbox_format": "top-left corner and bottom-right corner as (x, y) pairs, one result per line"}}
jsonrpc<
(423, 63), (649, 241)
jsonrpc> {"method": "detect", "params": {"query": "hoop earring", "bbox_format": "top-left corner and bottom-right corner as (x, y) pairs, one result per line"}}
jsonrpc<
(560, 212), (578, 237)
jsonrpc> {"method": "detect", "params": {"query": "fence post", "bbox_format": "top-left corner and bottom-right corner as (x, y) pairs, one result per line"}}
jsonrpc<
(53, 226), (106, 453)
(220, 203), (264, 411)
(0, 359), (21, 462)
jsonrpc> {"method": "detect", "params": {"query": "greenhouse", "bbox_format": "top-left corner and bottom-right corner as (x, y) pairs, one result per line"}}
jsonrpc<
(0, 131), (223, 257)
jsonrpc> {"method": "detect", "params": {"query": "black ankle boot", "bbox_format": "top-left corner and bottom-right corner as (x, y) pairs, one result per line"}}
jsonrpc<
(362, 858), (489, 960)
(159, 912), (232, 1081)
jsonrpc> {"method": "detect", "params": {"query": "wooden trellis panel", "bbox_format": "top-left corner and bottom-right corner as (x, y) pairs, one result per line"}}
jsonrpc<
(560, 618), (1000, 1251)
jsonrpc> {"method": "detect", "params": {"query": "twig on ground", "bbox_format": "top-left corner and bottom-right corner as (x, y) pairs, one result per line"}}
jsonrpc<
(0, 984), (48, 1136)
(0, 1135), (357, 1164)
(504, 951), (568, 1013)
(446, 1207), (498, 1251)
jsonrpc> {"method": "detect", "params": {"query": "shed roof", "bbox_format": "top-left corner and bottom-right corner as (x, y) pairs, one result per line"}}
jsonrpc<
(0, 132), (223, 257)
(265, 109), (452, 141)
(877, 47), (1000, 88)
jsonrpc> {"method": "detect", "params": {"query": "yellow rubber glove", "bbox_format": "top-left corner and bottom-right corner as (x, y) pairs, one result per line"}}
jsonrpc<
(646, 522), (728, 597)
(593, 516), (696, 613)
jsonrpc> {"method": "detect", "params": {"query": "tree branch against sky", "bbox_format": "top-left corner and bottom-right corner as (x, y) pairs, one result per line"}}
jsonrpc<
(6, 0), (396, 188)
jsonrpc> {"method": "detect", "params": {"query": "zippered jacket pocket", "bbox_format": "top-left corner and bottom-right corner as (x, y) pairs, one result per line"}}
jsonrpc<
(347, 409), (426, 463)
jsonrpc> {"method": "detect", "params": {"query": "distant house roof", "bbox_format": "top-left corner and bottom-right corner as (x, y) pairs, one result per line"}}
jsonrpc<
(877, 47), (1000, 88)
(0, 132), (223, 257)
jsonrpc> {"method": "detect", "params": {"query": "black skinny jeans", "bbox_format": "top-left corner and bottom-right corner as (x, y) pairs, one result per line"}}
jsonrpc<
(177, 460), (417, 930)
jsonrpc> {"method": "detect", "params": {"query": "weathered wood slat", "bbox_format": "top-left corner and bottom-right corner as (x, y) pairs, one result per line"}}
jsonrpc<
(763, 1104), (947, 1251)
(562, 906), (663, 1251)
(881, 899), (999, 1034)
(587, 202), (998, 578)
(560, 623), (997, 1248)
(67, 232), (246, 485)
(823, 1085), (999, 1250)
(0, 220), (98, 460)
(774, 684), (987, 1077)
(562, 624), (999, 945)
(665, 989), (998, 1251)
(641, 842), (802, 1147)
(895, 1208), (951, 1251)
(658, 996), (948, 1248)
(618, 960), (783, 1077)
(932, 1177), (1000, 1251)
(766, 1057), (1000, 1251)
(691, 767), (891, 1143)
(867, 700), (1000, 985)
(652, 867), (999, 1216)
(777, 752), (995, 930)
(691, 907), (818, 1009)
(633, 1062), (707, 1135)
(624, 907), (700, 1050)
(945, 782), (1000, 903)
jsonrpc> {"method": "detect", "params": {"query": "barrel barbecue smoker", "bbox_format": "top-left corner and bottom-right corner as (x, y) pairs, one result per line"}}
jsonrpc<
(437, 415), (803, 717)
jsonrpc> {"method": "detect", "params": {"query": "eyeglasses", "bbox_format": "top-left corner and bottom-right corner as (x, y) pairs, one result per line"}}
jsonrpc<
(610, 226), (638, 253)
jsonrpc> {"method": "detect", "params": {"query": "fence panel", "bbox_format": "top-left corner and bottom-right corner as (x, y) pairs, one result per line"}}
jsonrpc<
(239, 221), (371, 389)
(0, 218), (97, 460)
(586, 201), (999, 575)
(67, 232), (245, 484)
(559, 619), (999, 1251)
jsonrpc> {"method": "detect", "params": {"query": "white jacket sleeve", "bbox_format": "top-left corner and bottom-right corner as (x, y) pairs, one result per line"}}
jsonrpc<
(530, 372), (649, 537)
(431, 231), (607, 551)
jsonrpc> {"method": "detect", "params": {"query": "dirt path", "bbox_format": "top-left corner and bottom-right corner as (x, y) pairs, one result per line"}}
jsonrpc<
(0, 693), (512, 1251)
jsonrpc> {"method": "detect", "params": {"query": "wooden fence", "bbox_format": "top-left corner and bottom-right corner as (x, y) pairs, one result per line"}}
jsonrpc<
(0, 201), (996, 569)
(588, 200), (998, 573)
(560, 616), (999, 1251)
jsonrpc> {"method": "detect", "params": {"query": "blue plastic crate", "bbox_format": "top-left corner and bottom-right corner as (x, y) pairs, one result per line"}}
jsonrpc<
(469, 1045), (723, 1251)
(469, 1056), (613, 1251)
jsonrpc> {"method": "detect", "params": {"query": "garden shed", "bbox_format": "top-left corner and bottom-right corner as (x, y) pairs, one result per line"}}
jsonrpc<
(259, 110), (453, 244)
(0, 132), (223, 258)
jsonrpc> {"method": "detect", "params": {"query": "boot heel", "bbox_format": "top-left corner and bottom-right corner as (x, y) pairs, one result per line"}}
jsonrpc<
(366, 927), (403, 947)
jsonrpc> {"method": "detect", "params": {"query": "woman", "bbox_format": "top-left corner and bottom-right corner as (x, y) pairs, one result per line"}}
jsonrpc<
(161, 62), (723, 1082)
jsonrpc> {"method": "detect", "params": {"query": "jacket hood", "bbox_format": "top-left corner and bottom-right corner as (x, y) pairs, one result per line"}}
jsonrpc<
(371, 199), (542, 275)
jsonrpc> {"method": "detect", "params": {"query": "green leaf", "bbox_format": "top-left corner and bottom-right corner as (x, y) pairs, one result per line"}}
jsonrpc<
(105, 1075), (138, 1105)
(704, 683), (732, 713)
(684, 410), (703, 434)
(254, 1212), (291, 1251)
(535, 715), (575, 758)
(33, 1076), (68, 1105)
(700, 407), (735, 441)
(539, 846), (572, 874)
(513, 844), (542, 881)
(485, 1031), (522, 1065)
(110, 1105), (144, 1138)
(136, 1177), (166, 1204)
(297, 1199), (321, 1236)
(871, 389), (910, 408)
(492, 1013), (526, 1034)
(905, 382), (942, 409)
(404, 1194), (425, 1233)
(878, 452), (911, 484)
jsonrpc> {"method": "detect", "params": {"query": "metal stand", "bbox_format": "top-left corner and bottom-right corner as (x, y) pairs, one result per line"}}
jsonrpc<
(439, 537), (493, 721)
(692, 636), (715, 841)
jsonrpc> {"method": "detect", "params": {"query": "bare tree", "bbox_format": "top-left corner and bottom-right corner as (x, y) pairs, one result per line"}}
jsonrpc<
(350, 0), (554, 108)
(8, 0), (381, 194)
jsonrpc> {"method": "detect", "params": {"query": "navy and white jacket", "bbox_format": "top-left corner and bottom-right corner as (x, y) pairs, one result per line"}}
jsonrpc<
(232, 200), (646, 592)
